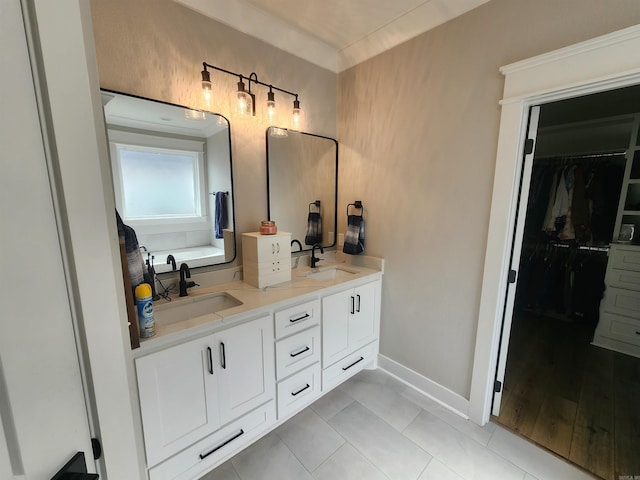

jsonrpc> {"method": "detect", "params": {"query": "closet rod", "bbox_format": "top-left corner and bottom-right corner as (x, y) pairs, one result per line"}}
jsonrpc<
(551, 243), (609, 252)
(536, 151), (626, 162)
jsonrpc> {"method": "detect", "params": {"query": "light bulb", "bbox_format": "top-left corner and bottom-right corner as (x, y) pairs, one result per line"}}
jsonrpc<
(266, 90), (277, 123)
(201, 69), (212, 106)
(235, 78), (254, 116)
(292, 98), (303, 129)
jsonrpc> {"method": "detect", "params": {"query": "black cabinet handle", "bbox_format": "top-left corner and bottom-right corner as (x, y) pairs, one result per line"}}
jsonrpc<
(220, 342), (226, 369)
(291, 384), (311, 396)
(290, 313), (310, 323)
(199, 429), (244, 460)
(290, 346), (310, 357)
(636, 331), (640, 335)
(207, 346), (213, 375)
(356, 294), (361, 313)
(342, 356), (364, 371)
(350, 296), (355, 315)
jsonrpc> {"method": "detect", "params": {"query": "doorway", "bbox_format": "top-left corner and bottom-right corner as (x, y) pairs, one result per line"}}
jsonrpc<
(493, 85), (640, 479)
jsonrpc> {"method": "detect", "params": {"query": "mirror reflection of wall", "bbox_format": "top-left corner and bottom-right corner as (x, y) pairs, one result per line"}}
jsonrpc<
(102, 90), (235, 272)
(267, 128), (338, 252)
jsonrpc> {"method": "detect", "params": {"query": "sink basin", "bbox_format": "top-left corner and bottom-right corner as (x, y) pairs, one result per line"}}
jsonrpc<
(154, 292), (242, 325)
(305, 266), (358, 281)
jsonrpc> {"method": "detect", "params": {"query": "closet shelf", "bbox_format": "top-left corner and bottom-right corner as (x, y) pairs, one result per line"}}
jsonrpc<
(623, 210), (640, 215)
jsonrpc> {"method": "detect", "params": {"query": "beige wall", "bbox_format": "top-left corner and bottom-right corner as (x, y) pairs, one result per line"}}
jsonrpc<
(337, 0), (640, 397)
(90, 0), (337, 263)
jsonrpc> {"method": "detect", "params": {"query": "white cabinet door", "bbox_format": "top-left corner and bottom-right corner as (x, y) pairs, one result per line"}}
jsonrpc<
(216, 315), (275, 424)
(322, 281), (380, 368)
(136, 335), (220, 467)
(349, 281), (379, 350)
(322, 289), (352, 367)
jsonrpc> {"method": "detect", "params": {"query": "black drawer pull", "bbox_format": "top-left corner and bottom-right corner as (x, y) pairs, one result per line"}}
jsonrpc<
(342, 356), (364, 371)
(207, 346), (214, 375)
(356, 294), (361, 313)
(290, 346), (310, 357)
(350, 296), (355, 315)
(291, 384), (311, 396)
(199, 429), (244, 460)
(220, 342), (227, 369)
(636, 331), (640, 335)
(290, 313), (310, 323)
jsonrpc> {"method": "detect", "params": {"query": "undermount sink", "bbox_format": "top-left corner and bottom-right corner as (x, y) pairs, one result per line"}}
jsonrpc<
(154, 292), (242, 325)
(305, 266), (358, 281)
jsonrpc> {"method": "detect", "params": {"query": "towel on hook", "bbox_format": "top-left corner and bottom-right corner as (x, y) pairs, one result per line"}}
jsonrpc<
(116, 210), (146, 290)
(305, 212), (322, 245)
(214, 192), (228, 239)
(343, 214), (365, 255)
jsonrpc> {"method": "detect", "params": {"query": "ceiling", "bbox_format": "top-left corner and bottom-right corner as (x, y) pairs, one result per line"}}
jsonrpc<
(175, 0), (490, 72)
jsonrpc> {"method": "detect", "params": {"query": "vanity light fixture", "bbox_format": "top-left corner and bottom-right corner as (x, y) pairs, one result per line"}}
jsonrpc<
(201, 62), (304, 126)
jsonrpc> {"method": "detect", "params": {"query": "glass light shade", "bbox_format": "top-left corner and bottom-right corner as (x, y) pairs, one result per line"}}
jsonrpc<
(292, 99), (304, 129)
(266, 90), (278, 123)
(235, 79), (254, 116)
(201, 69), (212, 106)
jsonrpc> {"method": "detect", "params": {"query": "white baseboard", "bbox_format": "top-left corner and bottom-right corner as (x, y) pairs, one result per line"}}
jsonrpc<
(377, 354), (470, 418)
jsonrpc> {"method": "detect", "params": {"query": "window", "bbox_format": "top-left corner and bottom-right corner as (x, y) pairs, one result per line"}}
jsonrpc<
(109, 130), (207, 233)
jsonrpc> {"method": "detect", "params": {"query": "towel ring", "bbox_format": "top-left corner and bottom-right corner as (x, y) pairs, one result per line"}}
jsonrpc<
(309, 200), (321, 213)
(347, 201), (363, 217)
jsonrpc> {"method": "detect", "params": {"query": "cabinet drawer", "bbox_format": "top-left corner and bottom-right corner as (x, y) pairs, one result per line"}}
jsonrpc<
(610, 246), (640, 272)
(610, 318), (640, 345)
(243, 265), (291, 289)
(275, 326), (320, 380)
(322, 342), (376, 392)
(149, 401), (276, 480)
(602, 286), (640, 317)
(274, 299), (320, 339)
(277, 363), (321, 419)
(606, 268), (640, 292)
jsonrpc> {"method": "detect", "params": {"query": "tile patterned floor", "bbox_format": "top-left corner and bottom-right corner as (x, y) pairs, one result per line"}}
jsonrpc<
(201, 369), (597, 480)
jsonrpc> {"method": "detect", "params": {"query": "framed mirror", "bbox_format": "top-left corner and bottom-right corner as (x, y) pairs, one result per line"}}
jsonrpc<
(102, 90), (235, 273)
(266, 127), (338, 251)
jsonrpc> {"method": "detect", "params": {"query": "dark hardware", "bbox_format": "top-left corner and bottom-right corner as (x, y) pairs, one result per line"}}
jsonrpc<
(179, 263), (191, 297)
(220, 342), (226, 369)
(199, 429), (244, 460)
(494, 380), (502, 393)
(342, 356), (364, 371)
(91, 438), (102, 461)
(347, 201), (363, 217)
(350, 296), (355, 315)
(291, 384), (310, 396)
(290, 346), (310, 357)
(290, 313), (310, 323)
(636, 331), (640, 335)
(356, 294), (361, 313)
(166, 254), (176, 271)
(507, 269), (517, 284)
(207, 347), (214, 375)
(524, 138), (535, 155)
(311, 244), (324, 269)
(291, 239), (303, 252)
(50, 452), (99, 480)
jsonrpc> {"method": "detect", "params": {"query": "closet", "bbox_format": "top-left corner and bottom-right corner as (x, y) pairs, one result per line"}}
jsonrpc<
(495, 85), (640, 480)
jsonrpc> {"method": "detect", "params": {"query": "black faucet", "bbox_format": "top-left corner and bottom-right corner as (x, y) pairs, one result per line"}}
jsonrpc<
(167, 254), (176, 271)
(179, 263), (191, 297)
(311, 244), (324, 269)
(291, 239), (303, 252)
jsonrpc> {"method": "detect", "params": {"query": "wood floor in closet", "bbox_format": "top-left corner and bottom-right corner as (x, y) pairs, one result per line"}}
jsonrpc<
(494, 312), (640, 480)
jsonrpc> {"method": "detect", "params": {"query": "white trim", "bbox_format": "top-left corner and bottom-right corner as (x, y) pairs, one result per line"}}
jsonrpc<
(377, 354), (470, 418)
(469, 25), (640, 426)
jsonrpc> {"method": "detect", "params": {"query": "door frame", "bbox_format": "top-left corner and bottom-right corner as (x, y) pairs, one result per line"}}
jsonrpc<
(468, 24), (640, 425)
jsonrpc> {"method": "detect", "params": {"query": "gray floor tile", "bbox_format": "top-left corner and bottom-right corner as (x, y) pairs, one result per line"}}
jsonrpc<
(200, 460), (241, 480)
(310, 387), (355, 421)
(401, 386), (495, 446)
(488, 426), (596, 480)
(276, 407), (345, 471)
(230, 432), (313, 480)
(404, 410), (526, 480)
(340, 370), (422, 431)
(417, 458), (465, 480)
(329, 401), (431, 480)
(312, 443), (389, 480)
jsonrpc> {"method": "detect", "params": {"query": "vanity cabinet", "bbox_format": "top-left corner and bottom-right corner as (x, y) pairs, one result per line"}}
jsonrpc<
(135, 315), (275, 469)
(321, 280), (380, 388)
(242, 232), (291, 288)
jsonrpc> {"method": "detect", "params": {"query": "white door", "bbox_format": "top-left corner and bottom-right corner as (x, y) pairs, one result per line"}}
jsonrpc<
(135, 335), (221, 467)
(0, 1), (95, 477)
(322, 289), (352, 366)
(491, 106), (541, 416)
(216, 316), (275, 424)
(349, 282), (378, 350)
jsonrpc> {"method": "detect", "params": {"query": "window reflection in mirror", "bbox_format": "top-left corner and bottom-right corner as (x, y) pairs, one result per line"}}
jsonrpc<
(266, 127), (337, 252)
(102, 90), (235, 273)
